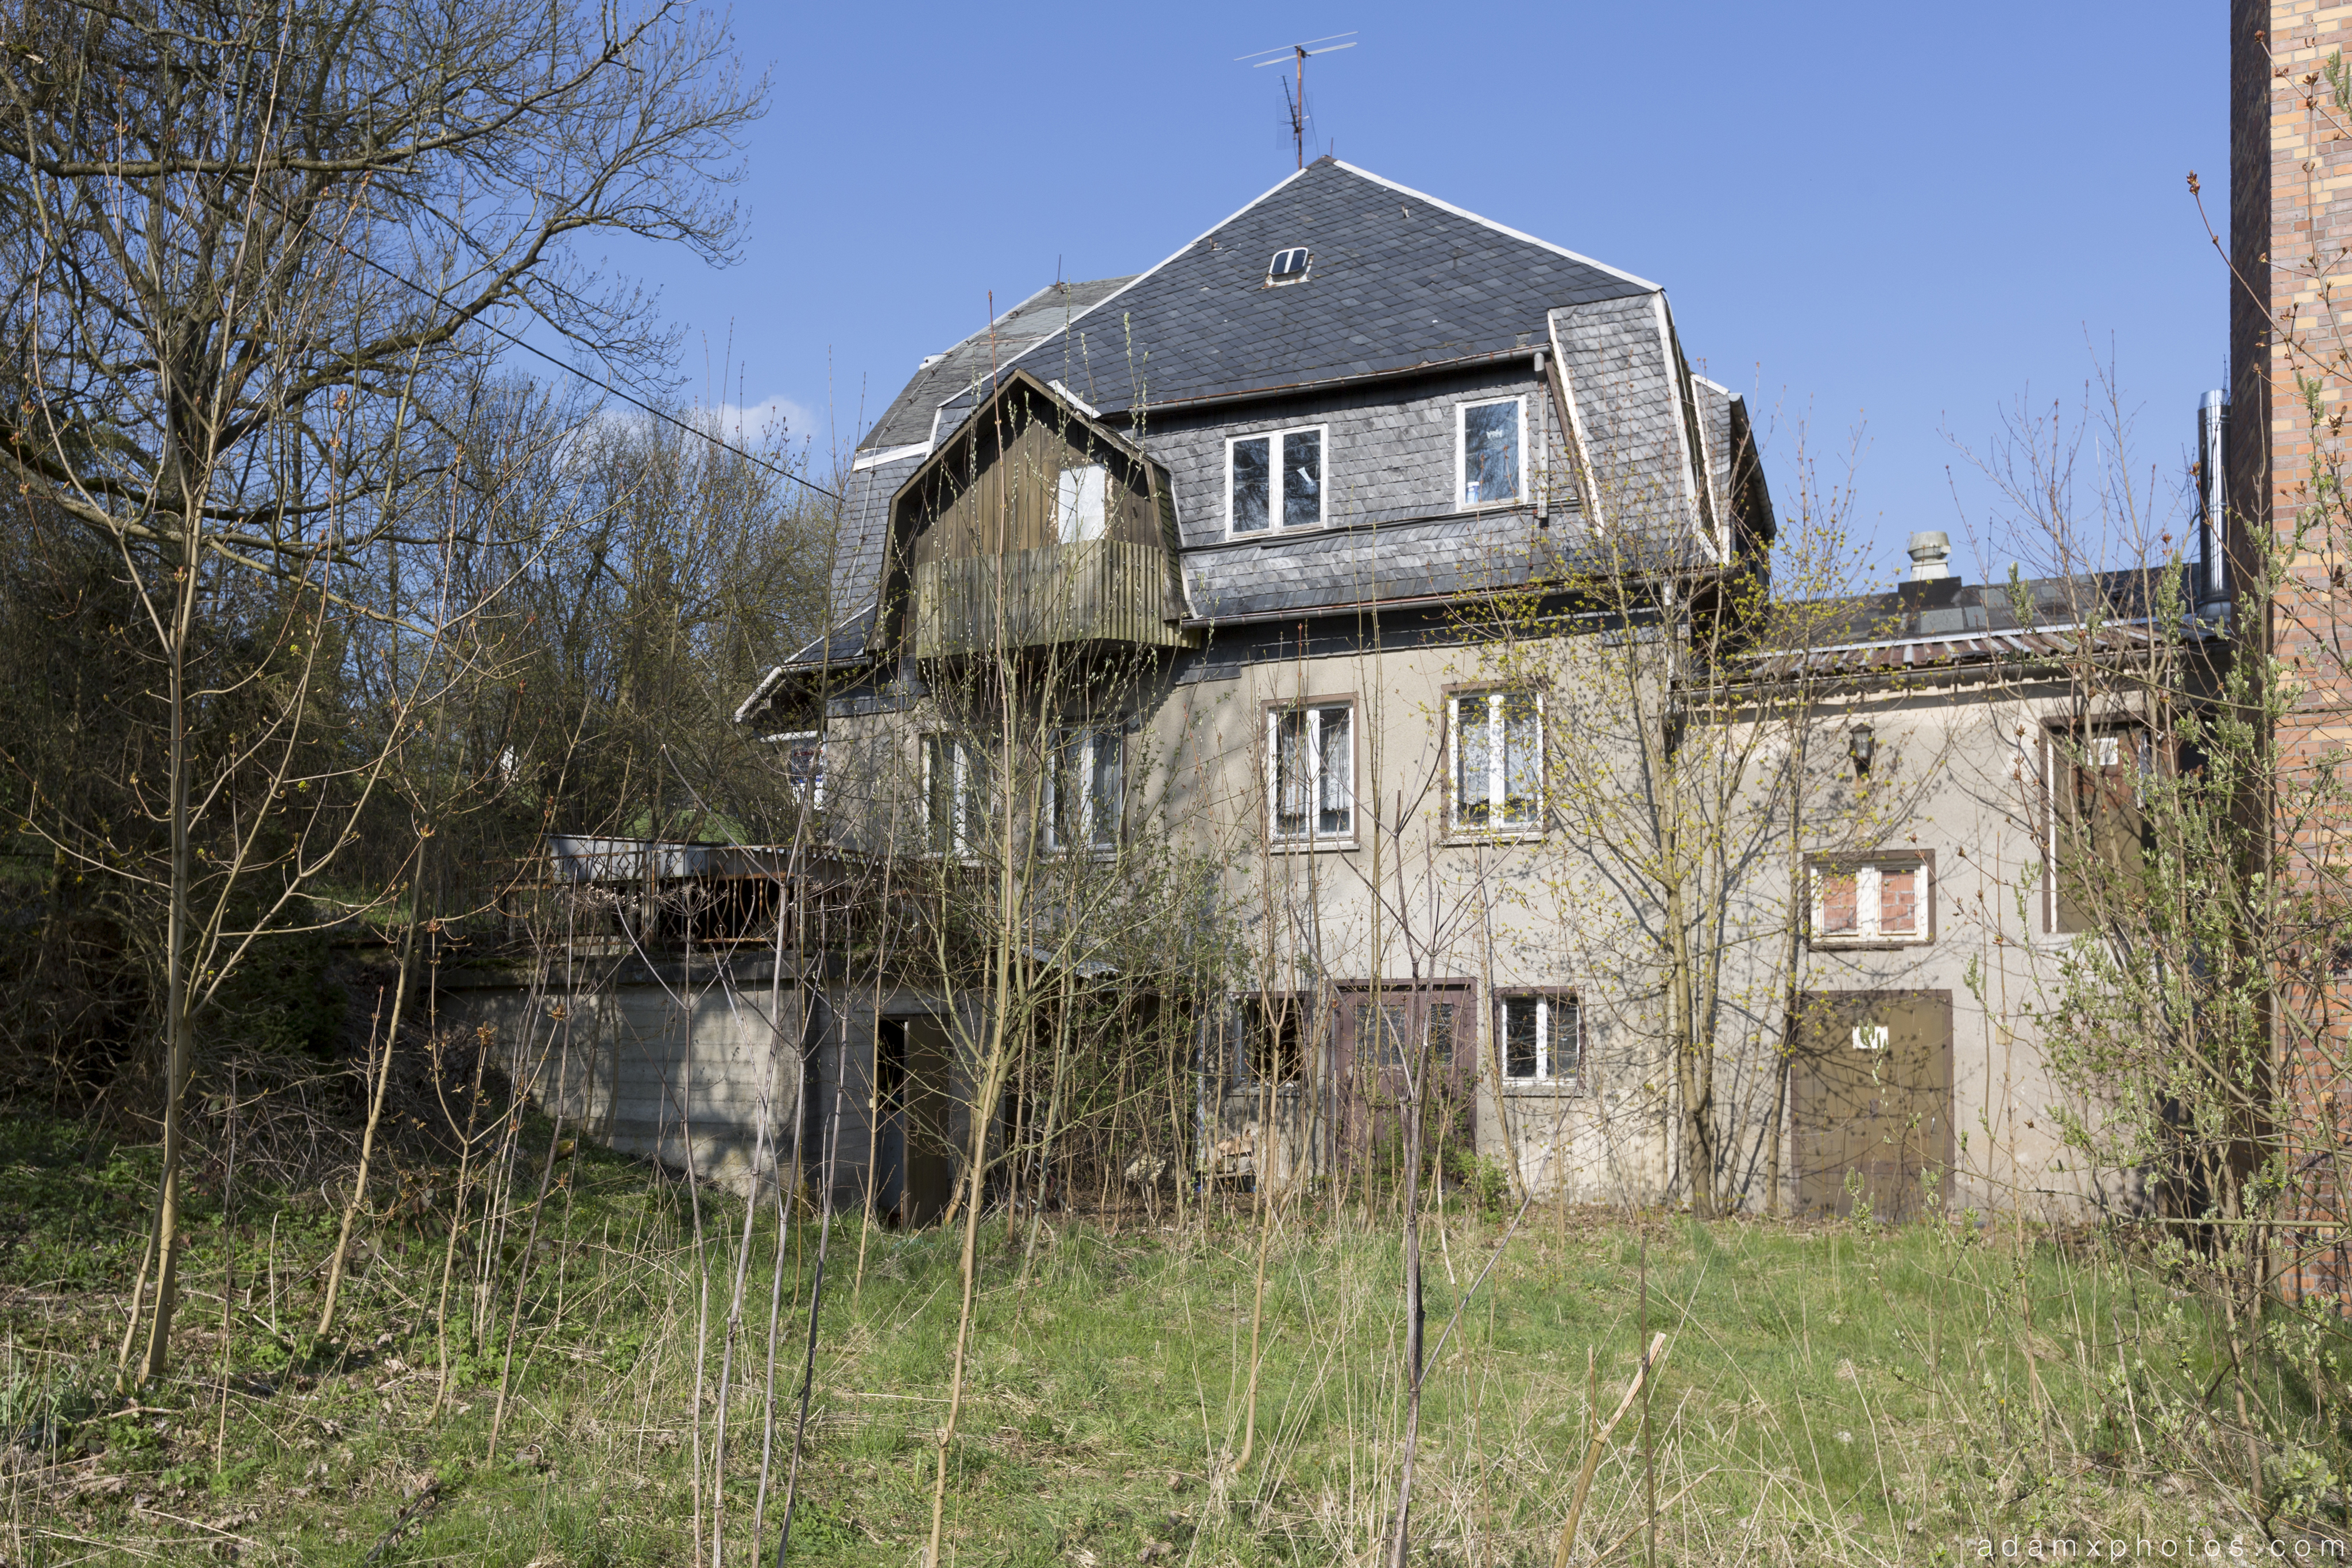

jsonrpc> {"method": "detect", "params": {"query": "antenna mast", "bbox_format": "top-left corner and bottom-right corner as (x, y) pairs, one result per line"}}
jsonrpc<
(1237, 33), (1357, 169)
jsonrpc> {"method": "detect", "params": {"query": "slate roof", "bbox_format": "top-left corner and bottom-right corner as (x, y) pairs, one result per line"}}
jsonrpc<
(748, 158), (1750, 700)
(1181, 512), (1557, 621)
(1001, 158), (1658, 413)
(1550, 295), (1697, 540)
(857, 276), (1135, 453)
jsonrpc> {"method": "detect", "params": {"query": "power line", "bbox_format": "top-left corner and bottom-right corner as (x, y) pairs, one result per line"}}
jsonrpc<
(329, 231), (844, 503)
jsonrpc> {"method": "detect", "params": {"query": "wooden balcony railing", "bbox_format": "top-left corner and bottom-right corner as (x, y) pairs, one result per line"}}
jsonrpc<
(911, 540), (1190, 657)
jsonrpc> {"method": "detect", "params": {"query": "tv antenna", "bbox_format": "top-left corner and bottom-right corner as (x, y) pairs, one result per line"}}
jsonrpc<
(1237, 32), (1357, 170)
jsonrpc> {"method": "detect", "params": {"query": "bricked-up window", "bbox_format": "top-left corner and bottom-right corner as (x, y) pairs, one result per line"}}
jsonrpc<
(1046, 724), (1123, 852)
(1268, 702), (1352, 842)
(1451, 690), (1542, 832)
(1459, 397), (1525, 507)
(1809, 856), (1932, 943)
(1500, 993), (1580, 1082)
(2048, 725), (2151, 934)
(1227, 425), (1326, 535)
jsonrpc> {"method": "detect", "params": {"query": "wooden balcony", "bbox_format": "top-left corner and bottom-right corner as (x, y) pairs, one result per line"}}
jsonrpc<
(911, 540), (1192, 658)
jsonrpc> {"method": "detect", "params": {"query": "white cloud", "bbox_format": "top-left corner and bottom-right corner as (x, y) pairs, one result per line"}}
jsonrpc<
(693, 394), (821, 447)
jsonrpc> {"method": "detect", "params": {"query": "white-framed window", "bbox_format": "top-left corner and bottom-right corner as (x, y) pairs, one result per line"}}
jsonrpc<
(1809, 857), (1932, 943)
(1057, 463), (1108, 543)
(1500, 993), (1579, 1082)
(1267, 702), (1353, 843)
(924, 735), (990, 857)
(1227, 425), (1326, 535)
(1457, 396), (1525, 508)
(1449, 690), (1542, 833)
(1047, 724), (1123, 852)
(763, 730), (825, 810)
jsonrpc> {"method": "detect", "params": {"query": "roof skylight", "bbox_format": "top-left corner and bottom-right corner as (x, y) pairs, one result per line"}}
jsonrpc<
(1267, 248), (1311, 284)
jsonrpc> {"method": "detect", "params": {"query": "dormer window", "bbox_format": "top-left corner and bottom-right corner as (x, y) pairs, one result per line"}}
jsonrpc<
(1267, 248), (1311, 285)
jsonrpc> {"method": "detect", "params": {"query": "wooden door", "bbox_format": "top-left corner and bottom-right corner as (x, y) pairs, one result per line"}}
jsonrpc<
(1792, 991), (1952, 1221)
(1335, 986), (1476, 1179)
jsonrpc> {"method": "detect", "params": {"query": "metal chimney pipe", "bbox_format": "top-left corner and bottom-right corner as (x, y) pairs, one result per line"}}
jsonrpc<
(2198, 390), (2228, 617)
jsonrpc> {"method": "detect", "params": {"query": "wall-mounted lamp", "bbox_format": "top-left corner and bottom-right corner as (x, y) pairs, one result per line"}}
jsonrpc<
(1848, 723), (1876, 779)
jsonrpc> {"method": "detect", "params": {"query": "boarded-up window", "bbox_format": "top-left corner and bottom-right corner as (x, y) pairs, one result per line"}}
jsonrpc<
(2050, 727), (2148, 934)
(1057, 463), (1107, 543)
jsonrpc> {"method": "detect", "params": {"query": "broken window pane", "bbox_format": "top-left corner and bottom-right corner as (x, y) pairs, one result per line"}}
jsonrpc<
(1463, 399), (1521, 505)
(1426, 1002), (1456, 1066)
(1282, 429), (1322, 528)
(1817, 871), (1859, 935)
(1502, 692), (1541, 826)
(1315, 705), (1351, 837)
(1272, 708), (1309, 838)
(1057, 463), (1107, 543)
(926, 736), (960, 854)
(1455, 695), (1492, 829)
(1503, 997), (1539, 1079)
(1088, 728), (1122, 847)
(1231, 436), (1271, 533)
(1548, 999), (1581, 1078)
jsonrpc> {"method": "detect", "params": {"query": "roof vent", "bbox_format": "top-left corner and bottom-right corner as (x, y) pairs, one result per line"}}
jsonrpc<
(1267, 248), (1311, 285)
(1906, 531), (1955, 583)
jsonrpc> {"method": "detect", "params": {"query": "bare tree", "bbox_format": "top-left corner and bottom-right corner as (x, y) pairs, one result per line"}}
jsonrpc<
(0, 0), (764, 1381)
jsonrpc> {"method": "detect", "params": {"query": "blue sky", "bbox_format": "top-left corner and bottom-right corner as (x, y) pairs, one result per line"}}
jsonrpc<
(610, 0), (2222, 589)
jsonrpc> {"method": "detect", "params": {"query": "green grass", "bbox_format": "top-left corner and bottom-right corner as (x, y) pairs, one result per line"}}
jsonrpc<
(3, 1110), (2345, 1565)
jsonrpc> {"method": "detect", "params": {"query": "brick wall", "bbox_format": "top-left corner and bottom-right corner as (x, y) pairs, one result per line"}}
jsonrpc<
(2232, 0), (2352, 1304)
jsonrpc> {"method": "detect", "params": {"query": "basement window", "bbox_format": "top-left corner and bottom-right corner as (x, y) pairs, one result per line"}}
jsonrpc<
(1500, 993), (1580, 1083)
(1458, 397), (1525, 508)
(1267, 247), (1312, 284)
(1057, 463), (1108, 543)
(1227, 425), (1325, 535)
(1809, 855), (1933, 944)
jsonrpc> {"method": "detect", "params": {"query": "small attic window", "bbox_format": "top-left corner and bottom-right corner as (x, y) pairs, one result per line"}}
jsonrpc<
(1267, 248), (1311, 285)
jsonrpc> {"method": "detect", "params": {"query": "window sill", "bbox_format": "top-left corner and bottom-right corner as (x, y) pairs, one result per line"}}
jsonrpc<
(1267, 836), (1357, 855)
(1442, 828), (1545, 848)
(1808, 936), (1932, 951)
(1502, 1079), (1582, 1096)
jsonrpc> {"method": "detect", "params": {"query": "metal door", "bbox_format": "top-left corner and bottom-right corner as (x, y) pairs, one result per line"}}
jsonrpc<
(1792, 990), (1953, 1221)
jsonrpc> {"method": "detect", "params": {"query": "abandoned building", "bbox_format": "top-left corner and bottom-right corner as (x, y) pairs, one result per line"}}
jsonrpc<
(440, 158), (2233, 1225)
